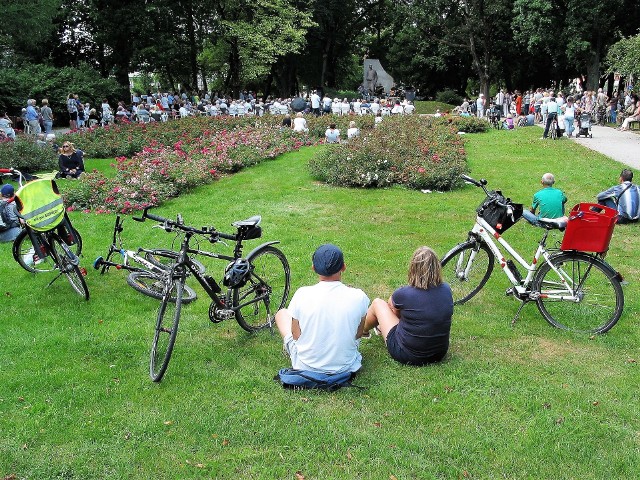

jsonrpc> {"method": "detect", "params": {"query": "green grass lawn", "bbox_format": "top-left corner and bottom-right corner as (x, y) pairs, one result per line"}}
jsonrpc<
(415, 101), (457, 114)
(1, 127), (639, 479)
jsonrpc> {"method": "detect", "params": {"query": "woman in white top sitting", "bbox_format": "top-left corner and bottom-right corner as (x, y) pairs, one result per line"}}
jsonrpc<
(325, 123), (340, 143)
(292, 112), (308, 133)
(347, 121), (359, 139)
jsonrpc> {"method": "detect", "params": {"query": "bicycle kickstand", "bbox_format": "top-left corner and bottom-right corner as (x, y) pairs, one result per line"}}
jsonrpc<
(46, 270), (66, 289)
(511, 300), (529, 328)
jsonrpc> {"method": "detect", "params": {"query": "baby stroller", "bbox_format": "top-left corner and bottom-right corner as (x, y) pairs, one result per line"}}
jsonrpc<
(576, 112), (593, 138)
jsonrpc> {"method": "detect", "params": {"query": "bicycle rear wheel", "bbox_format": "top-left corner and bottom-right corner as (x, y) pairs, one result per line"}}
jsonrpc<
(127, 271), (197, 304)
(234, 246), (290, 332)
(50, 233), (89, 300)
(533, 252), (623, 334)
(550, 122), (558, 140)
(13, 227), (82, 273)
(150, 272), (184, 381)
(440, 240), (494, 305)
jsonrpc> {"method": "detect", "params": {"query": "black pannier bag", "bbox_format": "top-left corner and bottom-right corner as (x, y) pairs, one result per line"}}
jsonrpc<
(476, 191), (523, 234)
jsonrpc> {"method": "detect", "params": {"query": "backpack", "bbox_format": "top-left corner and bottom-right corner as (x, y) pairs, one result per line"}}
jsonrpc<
(274, 368), (360, 391)
(0, 200), (15, 231)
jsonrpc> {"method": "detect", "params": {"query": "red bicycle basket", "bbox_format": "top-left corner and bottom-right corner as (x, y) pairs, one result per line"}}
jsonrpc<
(560, 203), (617, 253)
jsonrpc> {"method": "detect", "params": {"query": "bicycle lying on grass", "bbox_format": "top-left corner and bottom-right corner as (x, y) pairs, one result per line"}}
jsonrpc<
(441, 175), (624, 334)
(93, 215), (207, 303)
(135, 207), (291, 381)
(2, 168), (88, 299)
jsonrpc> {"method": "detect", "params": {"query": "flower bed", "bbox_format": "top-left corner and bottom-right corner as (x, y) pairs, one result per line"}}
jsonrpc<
(62, 113), (479, 212)
(308, 116), (469, 190)
(64, 124), (312, 213)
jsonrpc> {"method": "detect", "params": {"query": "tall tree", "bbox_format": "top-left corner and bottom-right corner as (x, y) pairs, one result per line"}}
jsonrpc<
(0, 0), (63, 65)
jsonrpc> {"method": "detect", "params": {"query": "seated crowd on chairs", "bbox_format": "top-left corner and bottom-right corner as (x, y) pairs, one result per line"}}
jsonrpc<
(101, 91), (418, 125)
(3, 90), (418, 143)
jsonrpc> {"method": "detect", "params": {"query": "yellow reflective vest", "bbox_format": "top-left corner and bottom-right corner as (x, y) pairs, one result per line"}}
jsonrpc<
(15, 179), (65, 232)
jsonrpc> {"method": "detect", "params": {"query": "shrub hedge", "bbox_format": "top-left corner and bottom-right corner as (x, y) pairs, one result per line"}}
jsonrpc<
(308, 115), (470, 191)
(0, 137), (58, 173)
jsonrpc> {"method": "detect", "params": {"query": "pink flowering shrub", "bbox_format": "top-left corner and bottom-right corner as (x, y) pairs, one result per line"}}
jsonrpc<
(309, 116), (469, 190)
(63, 123), (313, 213)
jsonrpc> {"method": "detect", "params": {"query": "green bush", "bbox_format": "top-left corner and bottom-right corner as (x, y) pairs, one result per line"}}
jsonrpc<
(0, 63), (123, 122)
(435, 89), (464, 106)
(446, 115), (490, 133)
(309, 116), (469, 190)
(0, 137), (58, 173)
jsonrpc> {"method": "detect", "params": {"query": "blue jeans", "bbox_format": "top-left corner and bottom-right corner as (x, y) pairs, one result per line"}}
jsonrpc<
(543, 113), (557, 138)
(522, 209), (540, 226)
(43, 120), (53, 135)
(564, 116), (574, 136)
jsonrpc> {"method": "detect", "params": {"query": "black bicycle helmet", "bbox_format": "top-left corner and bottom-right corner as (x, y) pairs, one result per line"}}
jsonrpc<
(223, 258), (251, 288)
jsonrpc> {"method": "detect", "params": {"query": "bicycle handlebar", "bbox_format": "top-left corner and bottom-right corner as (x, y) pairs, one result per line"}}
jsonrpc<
(135, 207), (238, 241)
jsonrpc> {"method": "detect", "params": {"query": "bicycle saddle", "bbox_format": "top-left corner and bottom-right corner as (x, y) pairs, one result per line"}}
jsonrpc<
(538, 216), (567, 231)
(232, 215), (261, 228)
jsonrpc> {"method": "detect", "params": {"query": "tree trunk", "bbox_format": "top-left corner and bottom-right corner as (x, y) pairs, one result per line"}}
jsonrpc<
(184, 0), (199, 91)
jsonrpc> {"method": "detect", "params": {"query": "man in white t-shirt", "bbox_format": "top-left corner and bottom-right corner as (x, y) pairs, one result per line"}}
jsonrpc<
(310, 91), (321, 116)
(275, 244), (370, 374)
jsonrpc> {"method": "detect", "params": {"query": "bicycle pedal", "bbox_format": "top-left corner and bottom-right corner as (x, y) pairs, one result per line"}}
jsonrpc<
(208, 302), (235, 323)
(505, 287), (514, 296)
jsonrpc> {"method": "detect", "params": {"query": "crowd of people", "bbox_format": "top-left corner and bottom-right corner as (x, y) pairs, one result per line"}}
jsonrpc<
(0, 91), (418, 142)
(454, 87), (640, 135)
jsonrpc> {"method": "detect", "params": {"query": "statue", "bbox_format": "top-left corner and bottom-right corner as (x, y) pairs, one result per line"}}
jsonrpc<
(365, 64), (378, 95)
(362, 60), (394, 97)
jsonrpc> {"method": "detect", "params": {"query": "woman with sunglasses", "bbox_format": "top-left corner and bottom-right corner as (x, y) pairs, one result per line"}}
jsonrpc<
(58, 142), (85, 179)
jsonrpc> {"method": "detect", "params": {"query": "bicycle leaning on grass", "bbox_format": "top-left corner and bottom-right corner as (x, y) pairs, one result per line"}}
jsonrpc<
(440, 175), (624, 334)
(7, 169), (88, 300)
(93, 215), (208, 303)
(135, 207), (291, 381)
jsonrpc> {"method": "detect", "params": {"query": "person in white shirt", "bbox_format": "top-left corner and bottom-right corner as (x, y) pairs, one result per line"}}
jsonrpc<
(347, 121), (359, 139)
(542, 96), (559, 139)
(325, 124), (340, 143)
(275, 244), (370, 374)
(404, 101), (415, 114)
(370, 99), (380, 115)
(310, 91), (321, 116)
(292, 112), (308, 133)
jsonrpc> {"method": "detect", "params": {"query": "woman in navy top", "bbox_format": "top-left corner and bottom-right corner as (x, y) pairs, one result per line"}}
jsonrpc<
(363, 246), (453, 365)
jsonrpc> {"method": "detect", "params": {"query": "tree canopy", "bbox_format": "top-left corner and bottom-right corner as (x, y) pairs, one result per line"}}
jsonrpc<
(1, 0), (639, 103)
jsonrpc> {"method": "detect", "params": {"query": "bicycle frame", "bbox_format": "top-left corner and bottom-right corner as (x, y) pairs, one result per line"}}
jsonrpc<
(168, 227), (280, 320)
(466, 212), (586, 302)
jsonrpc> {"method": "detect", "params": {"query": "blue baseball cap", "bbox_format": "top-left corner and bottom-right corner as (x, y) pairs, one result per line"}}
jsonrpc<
(312, 244), (344, 276)
(1, 184), (14, 197)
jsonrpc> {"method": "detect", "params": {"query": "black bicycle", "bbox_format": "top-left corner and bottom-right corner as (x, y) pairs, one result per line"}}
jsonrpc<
(135, 208), (291, 381)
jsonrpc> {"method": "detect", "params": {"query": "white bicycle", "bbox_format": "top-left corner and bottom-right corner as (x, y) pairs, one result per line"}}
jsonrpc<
(440, 175), (624, 334)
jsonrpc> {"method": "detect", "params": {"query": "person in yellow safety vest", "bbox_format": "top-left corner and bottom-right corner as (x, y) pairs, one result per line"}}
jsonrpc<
(15, 179), (65, 232)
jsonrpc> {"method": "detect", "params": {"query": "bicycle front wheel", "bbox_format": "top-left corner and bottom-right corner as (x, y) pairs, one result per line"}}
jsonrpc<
(50, 234), (89, 300)
(533, 252), (624, 334)
(127, 271), (197, 304)
(150, 273), (184, 381)
(234, 246), (290, 332)
(441, 241), (494, 305)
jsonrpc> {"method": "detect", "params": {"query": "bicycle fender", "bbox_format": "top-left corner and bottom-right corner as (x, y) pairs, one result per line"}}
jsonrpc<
(549, 251), (620, 278)
(442, 239), (478, 260)
(246, 241), (280, 259)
